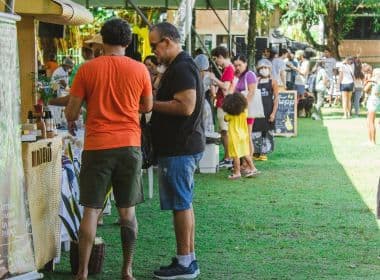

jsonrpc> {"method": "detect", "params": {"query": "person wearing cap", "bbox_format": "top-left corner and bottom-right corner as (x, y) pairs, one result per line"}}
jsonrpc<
(65, 18), (153, 280)
(85, 33), (104, 57)
(49, 57), (74, 125)
(194, 53), (216, 133)
(51, 57), (74, 91)
(252, 59), (279, 161)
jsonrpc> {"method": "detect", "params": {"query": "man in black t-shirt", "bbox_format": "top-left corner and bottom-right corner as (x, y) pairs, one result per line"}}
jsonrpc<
(149, 22), (205, 279)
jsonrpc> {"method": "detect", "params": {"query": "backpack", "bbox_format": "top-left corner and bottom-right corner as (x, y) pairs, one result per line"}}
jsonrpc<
(140, 114), (154, 169)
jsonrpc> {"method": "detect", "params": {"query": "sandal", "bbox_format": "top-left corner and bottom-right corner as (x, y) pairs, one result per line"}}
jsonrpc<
(244, 169), (261, 178)
(228, 173), (241, 180)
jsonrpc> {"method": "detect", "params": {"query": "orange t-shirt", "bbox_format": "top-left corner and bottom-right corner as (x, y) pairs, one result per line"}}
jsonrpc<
(70, 56), (152, 150)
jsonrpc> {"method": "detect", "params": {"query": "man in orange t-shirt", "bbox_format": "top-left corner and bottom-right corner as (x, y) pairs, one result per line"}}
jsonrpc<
(65, 19), (152, 280)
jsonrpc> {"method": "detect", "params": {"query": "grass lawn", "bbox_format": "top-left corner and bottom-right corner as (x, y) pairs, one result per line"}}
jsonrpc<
(45, 108), (380, 279)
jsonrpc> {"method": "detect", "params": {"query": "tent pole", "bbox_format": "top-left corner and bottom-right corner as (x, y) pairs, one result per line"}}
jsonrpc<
(126, 0), (152, 28)
(228, 0), (232, 55)
(5, 0), (14, 13)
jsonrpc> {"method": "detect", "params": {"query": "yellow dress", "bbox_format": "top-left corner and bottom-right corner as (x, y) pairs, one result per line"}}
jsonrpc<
(225, 111), (250, 158)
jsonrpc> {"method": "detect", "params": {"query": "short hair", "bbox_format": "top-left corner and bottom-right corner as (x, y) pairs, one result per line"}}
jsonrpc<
(222, 93), (247, 115)
(279, 48), (288, 56)
(232, 55), (247, 63)
(144, 55), (158, 66)
(150, 22), (181, 43)
(211, 46), (229, 59)
(100, 18), (132, 46)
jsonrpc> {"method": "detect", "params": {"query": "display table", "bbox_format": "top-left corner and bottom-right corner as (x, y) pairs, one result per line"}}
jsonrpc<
(22, 137), (62, 269)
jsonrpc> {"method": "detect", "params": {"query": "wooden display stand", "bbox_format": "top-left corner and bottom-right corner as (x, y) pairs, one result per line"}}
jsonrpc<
(22, 137), (62, 270)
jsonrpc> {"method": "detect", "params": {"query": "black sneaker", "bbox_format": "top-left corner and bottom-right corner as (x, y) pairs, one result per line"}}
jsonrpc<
(153, 260), (200, 279)
(219, 159), (233, 168)
(159, 257), (178, 270)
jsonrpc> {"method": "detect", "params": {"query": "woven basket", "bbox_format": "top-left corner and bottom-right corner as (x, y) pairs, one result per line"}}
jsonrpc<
(70, 241), (105, 275)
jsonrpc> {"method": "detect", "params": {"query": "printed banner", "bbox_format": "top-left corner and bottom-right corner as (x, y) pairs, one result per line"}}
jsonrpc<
(175, 0), (195, 45)
(0, 13), (36, 277)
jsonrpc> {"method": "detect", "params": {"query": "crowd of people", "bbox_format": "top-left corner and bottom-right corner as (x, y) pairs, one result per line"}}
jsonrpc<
(250, 47), (380, 145)
(35, 16), (380, 280)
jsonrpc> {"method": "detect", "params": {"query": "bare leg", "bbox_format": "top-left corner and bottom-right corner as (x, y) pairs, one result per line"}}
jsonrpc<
(173, 209), (193, 256)
(232, 157), (241, 177)
(190, 208), (195, 253)
(248, 123), (253, 156)
(75, 207), (102, 280)
(118, 207), (138, 280)
(243, 155), (255, 171)
(347, 92), (352, 117)
(342, 91), (348, 117)
(221, 130), (229, 159)
(368, 112), (376, 144)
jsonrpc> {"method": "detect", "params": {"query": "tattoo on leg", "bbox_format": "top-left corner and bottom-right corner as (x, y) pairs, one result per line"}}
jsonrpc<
(120, 218), (137, 275)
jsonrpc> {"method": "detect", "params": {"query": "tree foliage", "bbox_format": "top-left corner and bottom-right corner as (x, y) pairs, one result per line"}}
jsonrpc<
(281, 0), (380, 58)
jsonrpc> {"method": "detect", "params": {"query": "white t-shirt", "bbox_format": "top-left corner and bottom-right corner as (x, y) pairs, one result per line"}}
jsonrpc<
(295, 59), (310, 86)
(339, 63), (354, 84)
(51, 66), (69, 91)
(271, 57), (286, 86)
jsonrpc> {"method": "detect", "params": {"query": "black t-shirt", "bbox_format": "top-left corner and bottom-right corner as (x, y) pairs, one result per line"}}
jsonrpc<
(151, 52), (205, 157)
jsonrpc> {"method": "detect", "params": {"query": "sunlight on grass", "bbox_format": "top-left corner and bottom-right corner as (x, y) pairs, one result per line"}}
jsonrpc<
(323, 107), (380, 227)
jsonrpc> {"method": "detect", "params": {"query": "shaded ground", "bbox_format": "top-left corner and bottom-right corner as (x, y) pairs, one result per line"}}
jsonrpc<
(45, 107), (380, 279)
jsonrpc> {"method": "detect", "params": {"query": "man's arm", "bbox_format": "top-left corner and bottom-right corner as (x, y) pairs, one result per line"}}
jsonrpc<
(153, 89), (196, 116)
(48, 95), (70, 106)
(140, 94), (153, 113)
(65, 95), (83, 121)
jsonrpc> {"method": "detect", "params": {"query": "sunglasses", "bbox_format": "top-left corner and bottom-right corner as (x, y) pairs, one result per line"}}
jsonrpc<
(150, 37), (166, 51)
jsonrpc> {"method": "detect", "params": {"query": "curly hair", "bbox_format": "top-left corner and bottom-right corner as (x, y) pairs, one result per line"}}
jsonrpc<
(222, 93), (247, 115)
(100, 18), (132, 46)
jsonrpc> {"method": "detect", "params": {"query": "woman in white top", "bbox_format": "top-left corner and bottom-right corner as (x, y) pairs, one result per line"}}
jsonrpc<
(338, 56), (355, 118)
(363, 68), (380, 145)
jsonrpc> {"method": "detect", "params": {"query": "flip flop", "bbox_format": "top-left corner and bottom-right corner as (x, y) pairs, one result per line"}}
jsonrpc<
(244, 169), (261, 178)
(228, 174), (241, 180)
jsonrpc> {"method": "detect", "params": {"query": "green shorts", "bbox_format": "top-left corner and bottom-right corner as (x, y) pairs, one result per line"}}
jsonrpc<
(79, 146), (143, 209)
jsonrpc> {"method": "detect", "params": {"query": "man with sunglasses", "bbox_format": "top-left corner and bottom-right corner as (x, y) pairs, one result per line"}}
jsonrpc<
(149, 22), (205, 279)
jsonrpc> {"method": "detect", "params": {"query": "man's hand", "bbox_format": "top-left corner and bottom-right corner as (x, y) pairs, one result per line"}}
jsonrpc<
(67, 121), (77, 136)
(269, 113), (276, 123)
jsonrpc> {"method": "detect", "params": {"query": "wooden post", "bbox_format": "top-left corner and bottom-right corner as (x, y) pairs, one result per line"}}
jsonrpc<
(17, 15), (37, 121)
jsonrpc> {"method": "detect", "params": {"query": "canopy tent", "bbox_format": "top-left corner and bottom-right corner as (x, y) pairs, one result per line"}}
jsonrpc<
(72, 0), (248, 10)
(9, 0), (93, 25)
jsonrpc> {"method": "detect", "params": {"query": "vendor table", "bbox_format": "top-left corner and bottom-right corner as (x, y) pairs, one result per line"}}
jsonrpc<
(22, 137), (62, 269)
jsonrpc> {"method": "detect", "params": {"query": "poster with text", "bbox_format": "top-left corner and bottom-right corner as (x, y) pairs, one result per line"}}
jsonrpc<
(274, 90), (297, 137)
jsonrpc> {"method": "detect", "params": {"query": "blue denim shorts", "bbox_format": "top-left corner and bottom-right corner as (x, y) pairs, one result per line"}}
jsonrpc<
(157, 152), (203, 211)
(295, 84), (305, 96)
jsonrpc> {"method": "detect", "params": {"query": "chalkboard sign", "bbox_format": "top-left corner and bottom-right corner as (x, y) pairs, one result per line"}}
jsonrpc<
(274, 90), (297, 136)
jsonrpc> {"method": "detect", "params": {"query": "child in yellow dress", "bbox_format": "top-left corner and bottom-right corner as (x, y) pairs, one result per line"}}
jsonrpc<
(222, 93), (260, 179)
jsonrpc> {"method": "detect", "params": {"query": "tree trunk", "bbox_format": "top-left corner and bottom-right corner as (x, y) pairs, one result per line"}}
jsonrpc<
(247, 0), (257, 69)
(326, 0), (340, 59)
